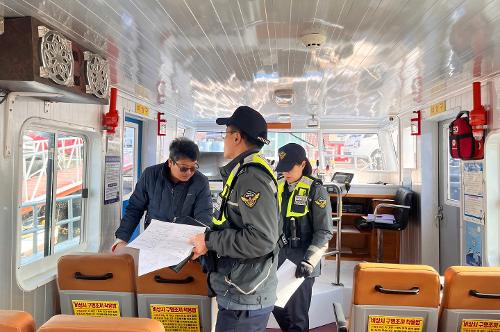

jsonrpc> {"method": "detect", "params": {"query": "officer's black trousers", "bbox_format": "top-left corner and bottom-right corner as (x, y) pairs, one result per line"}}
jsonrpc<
(272, 277), (315, 332)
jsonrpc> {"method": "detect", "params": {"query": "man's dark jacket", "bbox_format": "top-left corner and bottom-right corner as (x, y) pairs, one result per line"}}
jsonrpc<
(115, 163), (213, 242)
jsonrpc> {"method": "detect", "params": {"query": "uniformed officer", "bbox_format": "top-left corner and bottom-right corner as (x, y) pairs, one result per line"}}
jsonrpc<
(190, 106), (280, 332)
(272, 143), (334, 332)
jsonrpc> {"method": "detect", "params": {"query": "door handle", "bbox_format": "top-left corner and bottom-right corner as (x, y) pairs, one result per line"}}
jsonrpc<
(435, 206), (443, 227)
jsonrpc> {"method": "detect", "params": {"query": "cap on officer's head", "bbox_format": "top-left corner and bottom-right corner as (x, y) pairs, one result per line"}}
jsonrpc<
(275, 143), (307, 172)
(216, 106), (270, 145)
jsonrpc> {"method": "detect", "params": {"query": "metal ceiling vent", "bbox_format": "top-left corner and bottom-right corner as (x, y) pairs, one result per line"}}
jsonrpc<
(274, 88), (295, 107)
(301, 32), (326, 49)
(38, 26), (74, 86)
(84, 51), (110, 98)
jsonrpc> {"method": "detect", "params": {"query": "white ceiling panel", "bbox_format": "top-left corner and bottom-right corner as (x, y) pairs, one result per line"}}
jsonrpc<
(1, 0), (499, 126)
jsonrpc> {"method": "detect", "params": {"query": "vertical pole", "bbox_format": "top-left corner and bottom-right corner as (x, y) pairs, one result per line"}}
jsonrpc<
(333, 183), (343, 286)
(68, 197), (74, 241)
(377, 229), (384, 263)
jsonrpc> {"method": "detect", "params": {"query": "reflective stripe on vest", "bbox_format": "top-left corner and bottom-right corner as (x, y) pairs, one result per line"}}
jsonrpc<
(212, 153), (278, 226)
(278, 176), (314, 218)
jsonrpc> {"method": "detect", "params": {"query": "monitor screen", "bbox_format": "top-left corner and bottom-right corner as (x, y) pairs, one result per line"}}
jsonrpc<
(331, 172), (354, 184)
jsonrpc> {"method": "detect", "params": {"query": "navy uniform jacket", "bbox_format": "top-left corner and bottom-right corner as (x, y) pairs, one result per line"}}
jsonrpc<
(115, 162), (213, 242)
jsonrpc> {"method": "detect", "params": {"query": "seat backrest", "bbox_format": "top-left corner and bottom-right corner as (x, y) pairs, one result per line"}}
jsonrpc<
(37, 314), (164, 332)
(350, 263), (440, 332)
(57, 253), (137, 317)
(58, 253), (136, 292)
(0, 310), (35, 332)
(393, 188), (413, 229)
(136, 261), (212, 332)
(439, 266), (500, 332)
(136, 261), (207, 296)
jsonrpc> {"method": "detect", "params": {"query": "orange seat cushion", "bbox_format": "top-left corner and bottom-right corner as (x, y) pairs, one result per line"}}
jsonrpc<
(0, 310), (35, 332)
(57, 253), (136, 293)
(441, 266), (500, 310)
(353, 263), (440, 307)
(38, 315), (164, 332)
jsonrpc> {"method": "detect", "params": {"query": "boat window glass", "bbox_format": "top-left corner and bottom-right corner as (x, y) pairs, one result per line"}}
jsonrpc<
(19, 130), (87, 266)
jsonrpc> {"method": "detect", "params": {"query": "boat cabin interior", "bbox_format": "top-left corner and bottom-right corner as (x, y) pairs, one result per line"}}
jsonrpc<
(0, 0), (500, 331)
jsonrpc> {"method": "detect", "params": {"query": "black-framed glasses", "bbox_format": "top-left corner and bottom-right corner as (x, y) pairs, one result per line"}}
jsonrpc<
(221, 130), (239, 139)
(173, 160), (199, 173)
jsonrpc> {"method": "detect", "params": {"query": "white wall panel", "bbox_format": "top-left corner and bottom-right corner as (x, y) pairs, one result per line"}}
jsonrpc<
(0, 96), (103, 327)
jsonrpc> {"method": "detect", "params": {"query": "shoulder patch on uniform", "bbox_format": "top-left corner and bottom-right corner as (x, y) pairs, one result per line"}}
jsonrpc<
(241, 190), (261, 208)
(315, 199), (327, 209)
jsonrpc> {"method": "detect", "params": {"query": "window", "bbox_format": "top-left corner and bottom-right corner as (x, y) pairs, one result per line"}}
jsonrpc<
(122, 125), (137, 199)
(195, 131), (225, 152)
(447, 140), (461, 203)
(322, 133), (384, 173)
(20, 130), (86, 266)
(261, 132), (319, 166)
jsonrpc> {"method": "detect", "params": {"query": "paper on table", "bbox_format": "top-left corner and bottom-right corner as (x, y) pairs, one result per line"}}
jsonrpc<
(363, 214), (395, 224)
(127, 219), (206, 276)
(275, 259), (304, 308)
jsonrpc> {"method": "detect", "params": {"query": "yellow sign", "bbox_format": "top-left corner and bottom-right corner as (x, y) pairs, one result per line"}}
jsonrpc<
(150, 304), (200, 332)
(368, 315), (423, 332)
(135, 103), (150, 116)
(461, 319), (500, 331)
(71, 300), (120, 317)
(430, 100), (446, 116)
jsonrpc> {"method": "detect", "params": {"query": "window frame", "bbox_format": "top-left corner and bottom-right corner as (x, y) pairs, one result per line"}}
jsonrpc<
(122, 121), (139, 201)
(16, 120), (90, 290)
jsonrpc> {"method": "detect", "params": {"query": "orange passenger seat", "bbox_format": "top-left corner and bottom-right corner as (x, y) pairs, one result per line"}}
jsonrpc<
(0, 310), (35, 332)
(439, 266), (500, 331)
(333, 263), (441, 332)
(37, 315), (164, 332)
(57, 253), (137, 317)
(136, 261), (212, 332)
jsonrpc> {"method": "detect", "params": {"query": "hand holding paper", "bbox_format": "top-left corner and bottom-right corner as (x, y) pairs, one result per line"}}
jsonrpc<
(190, 232), (208, 260)
(127, 219), (206, 275)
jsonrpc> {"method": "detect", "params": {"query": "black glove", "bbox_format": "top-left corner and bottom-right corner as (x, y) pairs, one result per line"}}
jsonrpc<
(295, 260), (314, 278)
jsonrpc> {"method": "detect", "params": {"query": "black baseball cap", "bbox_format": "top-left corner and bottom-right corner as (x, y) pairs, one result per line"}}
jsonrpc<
(276, 143), (306, 172)
(216, 106), (270, 145)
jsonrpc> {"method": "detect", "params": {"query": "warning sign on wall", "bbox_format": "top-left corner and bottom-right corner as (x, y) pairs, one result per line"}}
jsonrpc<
(368, 315), (423, 331)
(71, 300), (120, 317)
(461, 319), (500, 331)
(150, 304), (200, 332)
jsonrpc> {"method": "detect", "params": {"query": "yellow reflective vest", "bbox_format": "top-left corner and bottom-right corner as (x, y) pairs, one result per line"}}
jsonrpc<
(212, 152), (278, 226)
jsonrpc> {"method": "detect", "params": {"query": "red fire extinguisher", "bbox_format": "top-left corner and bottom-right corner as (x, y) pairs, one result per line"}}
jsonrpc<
(469, 82), (486, 159)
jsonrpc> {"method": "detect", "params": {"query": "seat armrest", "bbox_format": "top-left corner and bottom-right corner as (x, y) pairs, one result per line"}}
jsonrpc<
(373, 203), (410, 216)
(333, 302), (348, 332)
(372, 198), (395, 203)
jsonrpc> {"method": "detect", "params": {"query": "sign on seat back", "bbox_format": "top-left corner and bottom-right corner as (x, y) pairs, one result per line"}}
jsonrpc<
(57, 253), (137, 317)
(136, 261), (211, 332)
(439, 266), (500, 332)
(350, 263), (441, 332)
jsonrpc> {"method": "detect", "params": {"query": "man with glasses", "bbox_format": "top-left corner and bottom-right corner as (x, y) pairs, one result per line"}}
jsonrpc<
(190, 106), (280, 331)
(112, 137), (212, 252)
